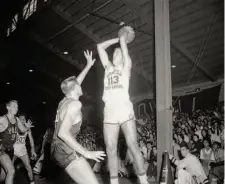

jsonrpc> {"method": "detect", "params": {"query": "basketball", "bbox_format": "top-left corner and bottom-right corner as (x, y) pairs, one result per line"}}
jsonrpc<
(118, 26), (135, 44)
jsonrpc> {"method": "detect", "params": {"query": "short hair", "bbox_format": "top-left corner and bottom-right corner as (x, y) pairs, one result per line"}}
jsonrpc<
(203, 138), (211, 147)
(6, 100), (18, 107)
(193, 134), (199, 139)
(180, 142), (189, 149)
(60, 76), (77, 95)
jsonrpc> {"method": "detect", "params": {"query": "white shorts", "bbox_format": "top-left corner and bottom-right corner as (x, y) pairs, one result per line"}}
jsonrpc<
(13, 144), (27, 158)
(104, 101), (135, 124)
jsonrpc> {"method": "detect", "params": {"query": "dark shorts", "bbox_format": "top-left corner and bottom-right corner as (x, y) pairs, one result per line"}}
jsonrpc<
(51, 140), (82, 169)
(0, 147), (14, 160)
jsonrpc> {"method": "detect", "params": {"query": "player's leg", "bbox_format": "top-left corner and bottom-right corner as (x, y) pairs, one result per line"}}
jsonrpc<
(103, 123), (120, 184)
(0, 153), (15, 184)
(65, 158), (100, 184)
(121, 119), (148, 184)
(20, 154), (34, 183)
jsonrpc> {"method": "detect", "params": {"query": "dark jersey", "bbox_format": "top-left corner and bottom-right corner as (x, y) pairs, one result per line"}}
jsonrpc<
(51, 98), (82, 168)
(0, 116), (17, 150)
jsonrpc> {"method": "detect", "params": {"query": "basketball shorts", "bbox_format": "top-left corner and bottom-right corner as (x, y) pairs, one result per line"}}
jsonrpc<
(104, 100), (135, 124)
(51, 140), (82, 169)
(13, 144), (27, 158)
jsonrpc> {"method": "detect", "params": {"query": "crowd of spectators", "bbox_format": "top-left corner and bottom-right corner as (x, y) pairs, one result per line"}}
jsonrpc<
(34, 104), (224, 183)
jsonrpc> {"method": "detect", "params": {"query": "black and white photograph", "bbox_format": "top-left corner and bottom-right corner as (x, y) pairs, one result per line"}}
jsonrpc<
(0, 0), (224, 184)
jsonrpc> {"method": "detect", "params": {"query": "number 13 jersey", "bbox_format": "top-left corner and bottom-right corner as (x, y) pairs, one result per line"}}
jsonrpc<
(103, 65), (131, 103)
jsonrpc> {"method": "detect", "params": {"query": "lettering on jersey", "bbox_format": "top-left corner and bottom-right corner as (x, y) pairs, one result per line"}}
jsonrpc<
(8, 127), (16, 134)
(105, 69), (123, 90)
(8, 127), (17, 141)
(17, 136), (26, 144)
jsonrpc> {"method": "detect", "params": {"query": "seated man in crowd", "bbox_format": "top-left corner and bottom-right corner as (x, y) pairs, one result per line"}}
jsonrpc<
(209, 141), (224, 183)
(169, 142), (209, 184)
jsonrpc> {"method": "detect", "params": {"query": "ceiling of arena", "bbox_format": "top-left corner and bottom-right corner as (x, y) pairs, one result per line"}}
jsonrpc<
(0, 0), (224, 120)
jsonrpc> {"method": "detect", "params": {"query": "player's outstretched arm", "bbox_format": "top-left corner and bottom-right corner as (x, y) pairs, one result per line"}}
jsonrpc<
(76, 50), (96, 85)
(97, 38), (119, 69)
(17, 118), (33, 133)
(119, 27), (132, 69)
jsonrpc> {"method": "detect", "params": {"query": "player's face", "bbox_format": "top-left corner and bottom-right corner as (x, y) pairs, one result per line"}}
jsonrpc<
(113, 48), (123, 66)
(73, 83), (83, 97)
(19, 115), (26, 124)
(7, 101), (18, 115)
(180, 147), (188, 157)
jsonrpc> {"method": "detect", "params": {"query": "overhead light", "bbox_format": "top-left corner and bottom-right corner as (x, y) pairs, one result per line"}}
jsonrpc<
(42, 101), (46, 104)
(195, 88), (200, 92)
(6, 82), (10, 85)
(63, 51), (68, 55)
(29, 69), (33, 72)
(171, 65), (176, 68)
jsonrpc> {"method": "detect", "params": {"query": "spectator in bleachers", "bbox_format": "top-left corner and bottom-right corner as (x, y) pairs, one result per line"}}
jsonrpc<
(195, 124), (203, 140)
(173, 138), (180, 160)
(147, 146), (157, 181)
(209, 141), (224, 182)
(200, 139), (215, 176)
(201, 129), (208, 140)
(191, 134), (203, 158)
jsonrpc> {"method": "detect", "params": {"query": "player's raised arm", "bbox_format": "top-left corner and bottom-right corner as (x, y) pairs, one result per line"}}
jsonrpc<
(17, 118), (33, 133)
(119, 27), (133, 69)
(76, 50), (96, 85)
(97, 38), (119, 69)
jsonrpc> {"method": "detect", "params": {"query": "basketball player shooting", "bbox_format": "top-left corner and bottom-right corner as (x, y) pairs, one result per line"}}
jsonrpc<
(97, 26), (148, 184)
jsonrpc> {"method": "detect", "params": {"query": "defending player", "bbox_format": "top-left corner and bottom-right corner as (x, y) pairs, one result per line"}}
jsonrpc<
(51, 50), (105, 184)
(97, 26), (148, 184)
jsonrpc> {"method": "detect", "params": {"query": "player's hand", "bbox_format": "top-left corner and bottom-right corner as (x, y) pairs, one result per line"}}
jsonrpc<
(84, 151), (106, 162)
(31, 150), (37, 160)
(25, 120), (34, 129)
(84, 50), (96, 67)
(124, 26), (134, 33)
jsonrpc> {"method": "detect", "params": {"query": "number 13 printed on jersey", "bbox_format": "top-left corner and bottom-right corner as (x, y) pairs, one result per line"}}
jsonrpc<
(108, 75), (119, 85)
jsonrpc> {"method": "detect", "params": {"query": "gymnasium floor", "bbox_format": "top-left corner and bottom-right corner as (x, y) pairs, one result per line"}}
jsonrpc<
(14, 170), (157, 184)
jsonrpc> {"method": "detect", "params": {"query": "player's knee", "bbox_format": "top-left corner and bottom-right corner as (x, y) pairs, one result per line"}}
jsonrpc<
(6, 166), (15, 176)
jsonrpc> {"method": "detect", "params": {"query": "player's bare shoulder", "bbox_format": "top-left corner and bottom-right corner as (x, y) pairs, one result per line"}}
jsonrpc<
(59, 100), (82, 119)
(0, 116), (8, 132)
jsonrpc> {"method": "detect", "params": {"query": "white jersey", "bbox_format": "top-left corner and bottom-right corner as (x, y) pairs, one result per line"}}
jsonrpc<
(14, 132), (28, 145)
(103, 65), (130, 103)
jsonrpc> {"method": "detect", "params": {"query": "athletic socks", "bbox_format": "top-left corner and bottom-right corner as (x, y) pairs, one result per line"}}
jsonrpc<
(137, 172), (148, 184)
(30, 180), (35, 184)
(110, 176), (119, 184)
